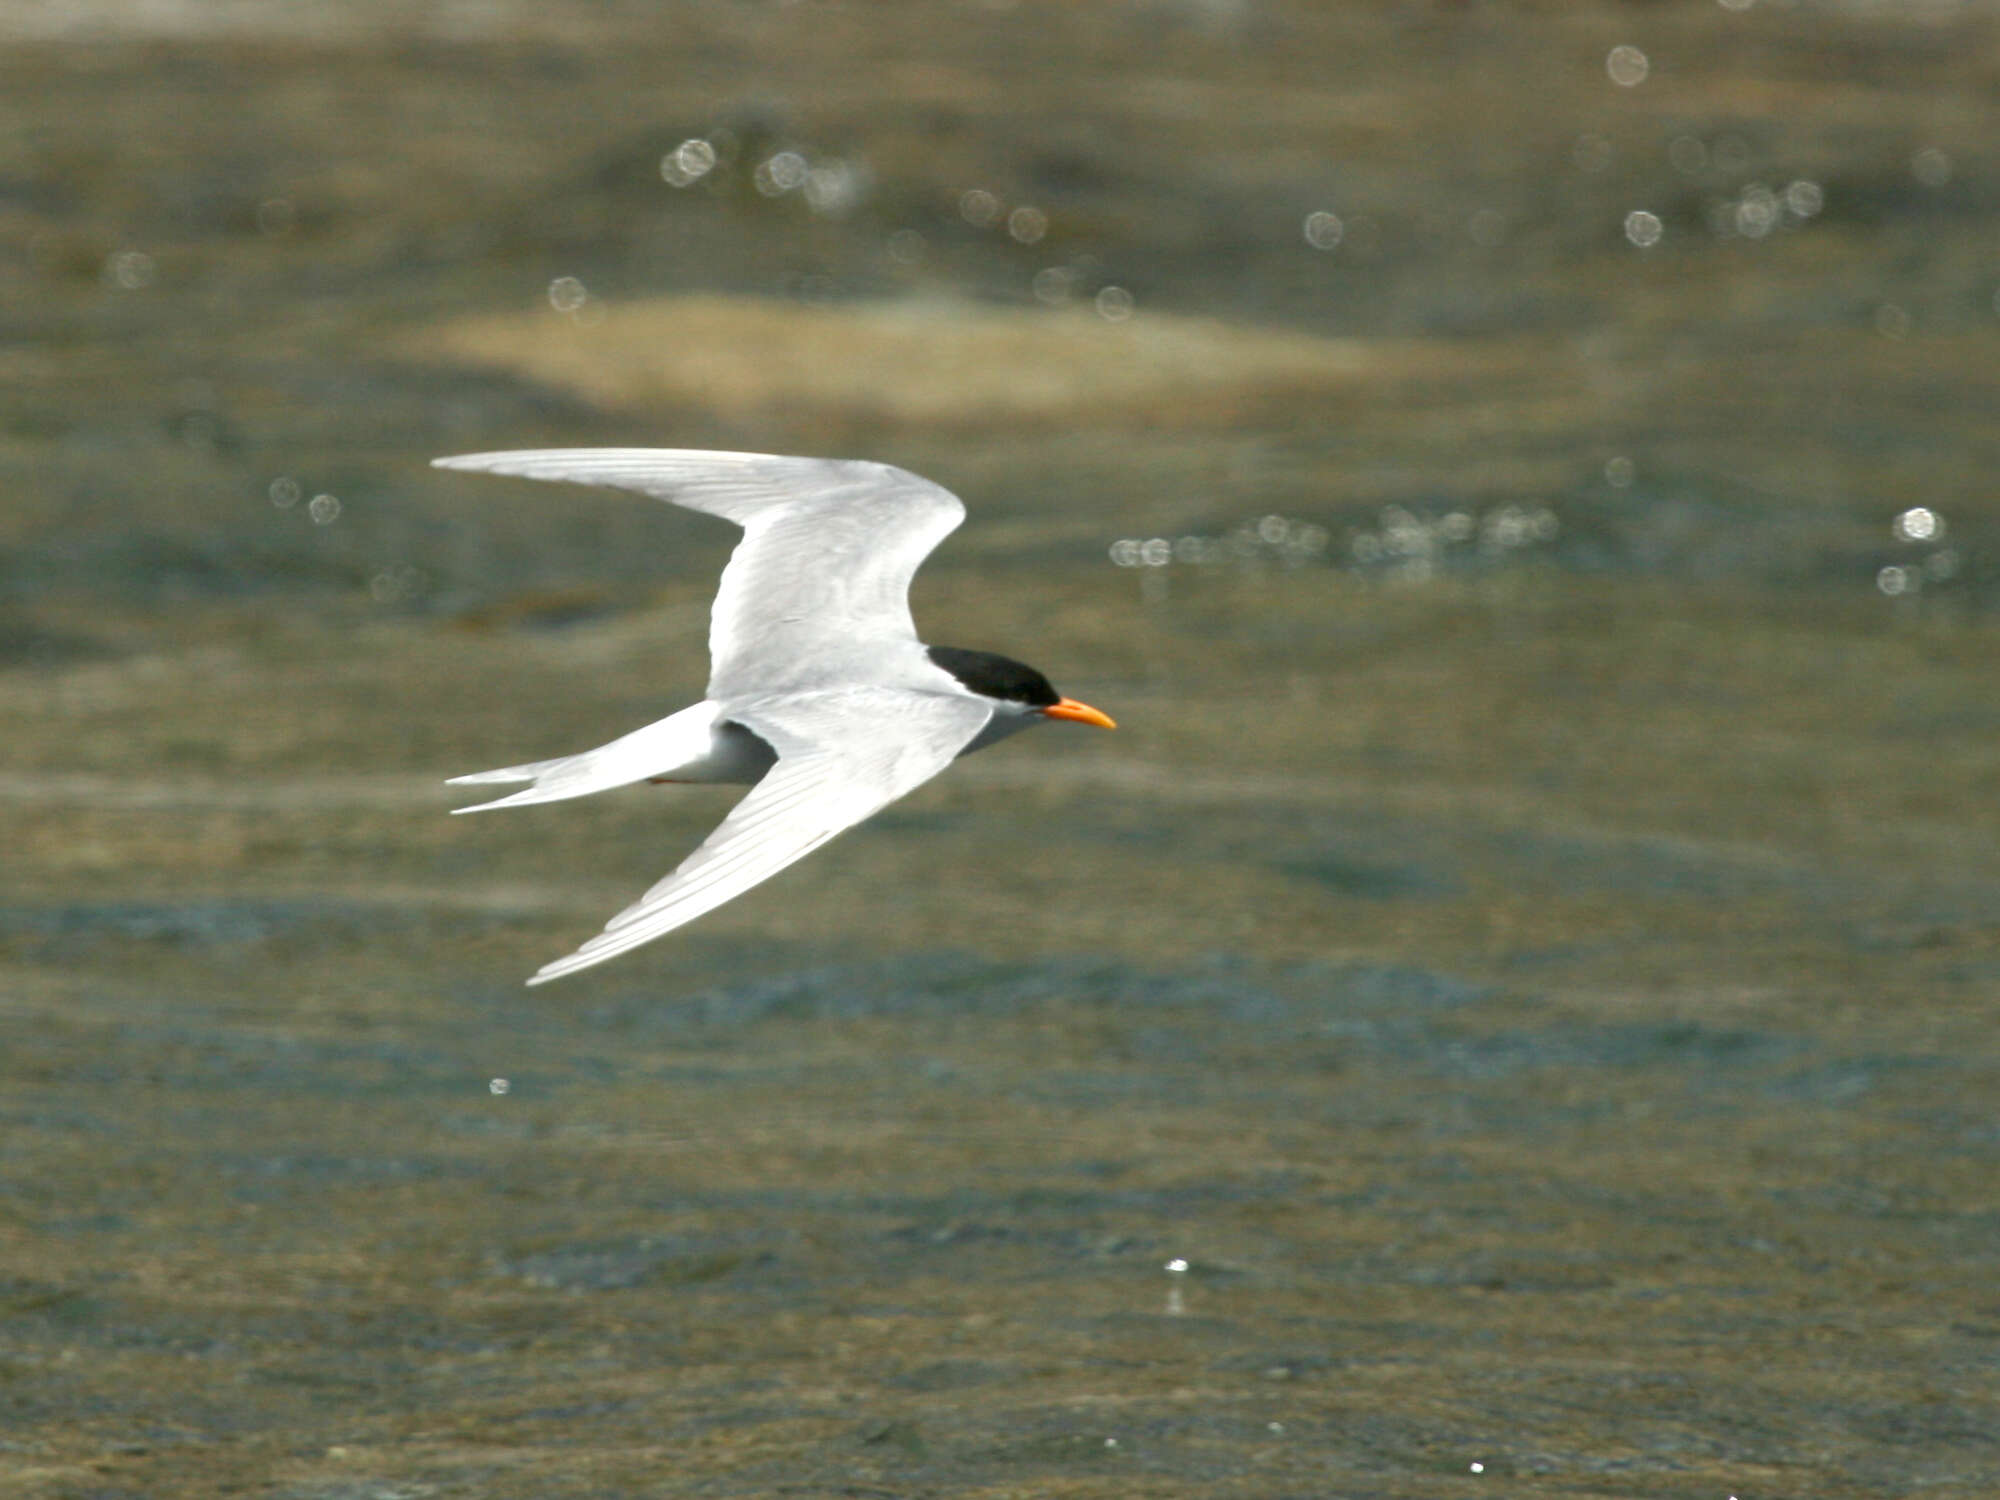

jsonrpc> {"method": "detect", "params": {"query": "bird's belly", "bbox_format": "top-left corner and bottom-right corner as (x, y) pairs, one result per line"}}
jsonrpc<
(668, 718), (778, 784)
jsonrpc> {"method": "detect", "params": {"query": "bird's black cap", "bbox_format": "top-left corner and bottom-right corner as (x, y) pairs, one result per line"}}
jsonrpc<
(927, 646), (1060, 708)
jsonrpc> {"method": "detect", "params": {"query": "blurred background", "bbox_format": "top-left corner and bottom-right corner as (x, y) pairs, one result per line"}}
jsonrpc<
(4, 2), (1997, 1496)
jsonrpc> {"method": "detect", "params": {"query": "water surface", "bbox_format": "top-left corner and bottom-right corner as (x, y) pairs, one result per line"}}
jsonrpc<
(3, 4), (1998, 1496)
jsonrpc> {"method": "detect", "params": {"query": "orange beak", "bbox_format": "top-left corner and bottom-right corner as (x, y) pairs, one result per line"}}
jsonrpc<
(1042, 697), (1117, 730)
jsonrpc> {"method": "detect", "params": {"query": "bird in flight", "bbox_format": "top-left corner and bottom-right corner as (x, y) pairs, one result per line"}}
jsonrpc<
(435, 449), (1116, 985)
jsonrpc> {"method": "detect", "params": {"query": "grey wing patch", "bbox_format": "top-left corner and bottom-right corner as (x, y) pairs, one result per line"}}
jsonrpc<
(706, 469), (965, 697)
(432, 448), (966, 694)
(524, 689), (993, 985)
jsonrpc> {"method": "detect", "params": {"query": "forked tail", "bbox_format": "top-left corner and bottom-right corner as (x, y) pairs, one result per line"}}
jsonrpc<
(447, 701), (726, 814)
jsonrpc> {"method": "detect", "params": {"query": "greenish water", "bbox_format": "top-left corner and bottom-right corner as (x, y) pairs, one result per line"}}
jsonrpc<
(3, 5), (1998, 1497)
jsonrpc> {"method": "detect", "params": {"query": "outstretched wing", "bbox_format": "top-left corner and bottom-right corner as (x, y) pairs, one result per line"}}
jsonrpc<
(523, 688), (993, 985)
(432, 449), (965, 697)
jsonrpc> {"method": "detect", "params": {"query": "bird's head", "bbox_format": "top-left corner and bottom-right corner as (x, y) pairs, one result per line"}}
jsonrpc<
(926, 645), (1116, 729)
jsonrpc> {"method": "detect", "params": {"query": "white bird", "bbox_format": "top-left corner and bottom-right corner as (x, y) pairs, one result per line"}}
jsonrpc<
(434, 449), (1116, 985)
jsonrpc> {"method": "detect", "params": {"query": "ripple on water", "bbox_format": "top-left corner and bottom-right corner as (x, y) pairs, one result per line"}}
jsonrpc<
(498, 1234), (778, 1291)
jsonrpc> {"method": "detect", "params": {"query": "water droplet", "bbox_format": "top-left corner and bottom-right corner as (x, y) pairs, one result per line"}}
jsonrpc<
(1469, 1460), (1486, 1473)
(105, 250), (156, 290)
(1733, 184), (1779, 239)
(1605, 455), (1636, 487)
(1006, 204), (1048, 244)
(268, 476), (301, 509)
(1032, 266), (1074, 305)
(660, 138), (717, 187)
(308, 494), (342, 526)
(1606, 44), (1649, 87)
(1623, 210), (1663, 248)
(959, 188), (1002, 228)
(754, 150), (809, 196)
(1094, 285), (1134, 321)
(1165, 1258), (1189, 1274)
(1481, 504), (1546, 553)
(1892, 506), (1942, 542)
(1911, 146), (1953, 188)
(1266, 1421), (1285, 1434)
(804, 160), (861, 216)
(489, 1077), (510, 1095)
(1877, 565), (1913, 596)
(1784, 180), (1824, 218)
(369, 565), (426, 605)
(547, 276), (588, 313)
(1303, 210), (1344, 249)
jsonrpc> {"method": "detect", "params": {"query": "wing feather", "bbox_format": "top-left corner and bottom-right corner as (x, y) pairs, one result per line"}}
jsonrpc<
(432, 449), (965, 697)
(524, 689), (992, 985)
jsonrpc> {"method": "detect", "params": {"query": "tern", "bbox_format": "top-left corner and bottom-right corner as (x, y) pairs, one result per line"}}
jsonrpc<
(435, 449), (1116, 985)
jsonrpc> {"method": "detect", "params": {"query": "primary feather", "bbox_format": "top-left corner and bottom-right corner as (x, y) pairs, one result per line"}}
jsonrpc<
(432, 449), (963, 698)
